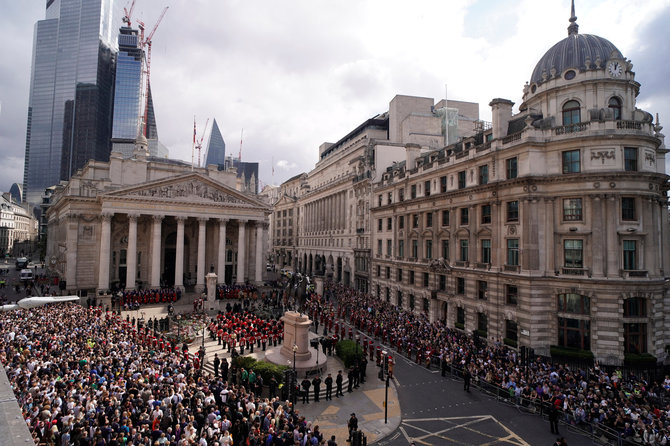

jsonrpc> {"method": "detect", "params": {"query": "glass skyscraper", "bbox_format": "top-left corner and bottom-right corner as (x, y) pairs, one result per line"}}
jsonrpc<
(204, 119), (226, 166)
(22, 0), (117, 205)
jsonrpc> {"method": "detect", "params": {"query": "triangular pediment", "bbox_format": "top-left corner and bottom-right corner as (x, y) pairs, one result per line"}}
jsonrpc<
(104, 173), (269, 209)
(275, 194), (297, 207)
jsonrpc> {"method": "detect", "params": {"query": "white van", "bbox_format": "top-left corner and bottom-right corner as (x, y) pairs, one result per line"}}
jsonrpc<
(20, 269), (34, 281)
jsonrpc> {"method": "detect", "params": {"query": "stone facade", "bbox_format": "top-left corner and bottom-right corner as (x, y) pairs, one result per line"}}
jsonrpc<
(47, 145), (270, 294)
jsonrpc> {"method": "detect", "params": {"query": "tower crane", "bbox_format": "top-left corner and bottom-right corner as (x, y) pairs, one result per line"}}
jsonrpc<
(194, 117), (210, 168)
(137, 6), (168, 137)
(122, 0), (136, 27)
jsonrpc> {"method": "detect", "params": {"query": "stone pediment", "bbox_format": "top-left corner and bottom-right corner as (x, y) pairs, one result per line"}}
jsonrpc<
(105, 174), (267, 209)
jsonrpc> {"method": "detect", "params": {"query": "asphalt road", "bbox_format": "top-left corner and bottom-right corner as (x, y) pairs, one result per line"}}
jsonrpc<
(0, 258), (44, 303)
(374, 351), (593, 446)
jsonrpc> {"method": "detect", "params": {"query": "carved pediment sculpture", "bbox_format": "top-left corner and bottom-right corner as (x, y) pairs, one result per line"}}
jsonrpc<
(429, 257), (451, 273)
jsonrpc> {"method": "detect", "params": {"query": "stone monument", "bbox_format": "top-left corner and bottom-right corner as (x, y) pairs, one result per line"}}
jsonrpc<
(280, 311), (312, 361)
(206, 271), (217, 312)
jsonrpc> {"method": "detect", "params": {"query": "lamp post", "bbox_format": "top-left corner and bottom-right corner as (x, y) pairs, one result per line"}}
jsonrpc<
(382, 350), (389, 424)
(177, 314), (182, 344)
(292, 344), (298, 406)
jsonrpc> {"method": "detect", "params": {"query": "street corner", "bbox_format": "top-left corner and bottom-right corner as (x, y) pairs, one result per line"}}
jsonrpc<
(362, 387), (401, 420)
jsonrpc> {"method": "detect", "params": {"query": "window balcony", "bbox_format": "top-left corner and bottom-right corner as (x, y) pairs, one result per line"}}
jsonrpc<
(503, 264), (520, 273)
(622, 270), (648, 278)
(560, 267), (591, 277)
(454, 260), (469, 268)
(475, 262), (491, 270)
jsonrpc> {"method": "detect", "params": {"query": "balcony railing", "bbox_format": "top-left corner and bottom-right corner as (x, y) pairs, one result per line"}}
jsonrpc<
(617, 120), (642, 130)
(560, 267), (590, 276)
(553, 122), (590, 135)
(503, 264), (520, 272)
(475, 262), (491, 270)
(454, 261), (469, 268)
(502, 131), (523, 144)
(623, 270), (648, 278)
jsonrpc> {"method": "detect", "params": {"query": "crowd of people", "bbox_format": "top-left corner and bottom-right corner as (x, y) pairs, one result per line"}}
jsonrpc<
(208, 307), (283, 354)
(323, 280), (670, 444)
(0, 303), (330, 445)
(215, 284), (257, 301)
(120, 288), (181, 311)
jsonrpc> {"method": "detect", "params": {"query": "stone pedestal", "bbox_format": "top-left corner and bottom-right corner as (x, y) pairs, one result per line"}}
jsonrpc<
(280, 311), (312, 361)
(314, 276), (324, 297)
(206, 272), (217, 311)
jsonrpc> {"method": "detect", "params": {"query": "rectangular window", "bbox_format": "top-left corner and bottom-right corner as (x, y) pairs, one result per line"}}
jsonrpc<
(506, 320), (518, 342)
(460, 239), (469, 262)
(398, 240), (404, 258)
(457, 307), (465, 325)
(506, 157), (518, 179)
(558, 318), (590, 350)
(478, 280), (487, 300)
(624, 147), (638, 172)
(425, 240), (433, 259)
(378, 195), (383, 207)
(564, 239), (583, 268)
(425, 180), (431, 196)
(478, 313), (488, 334)
(623, 240), (637, 270)
(397, 268), (403, 282)
(439, 275), (447, 291)
(458, 171), (466, 189)
(557, 293), (590, 314)
(479, 164), (489, 185)
(621, 197), (636, 220)
(423, 272), (429, 287)
(506, 201), (519, 222)
(387, 218), (392, 230)
(563, 198), (583, 221)
(412, 240), (418, 259)
(562, 149), (581, 174)
(386, 239), (392, 256)
(442, 210), (450, 226)
(376, 265), (381, 277)
(385, 266), (390, 279)
(399, 216), (404, 229)
(507, 239), (519, 266)
(409, 270), (415, 285)
(413, 214), (419, 228)
(411, 184), (417, 199)
(440, 175), (447, 193)
(481, 204), (491, 224)
(426, 213), (433, 227)
(506, 285), (518, 305)
(399, 188), (404, 202)
(460, 208), (469, 225)
(624, 323), (647, 354)
(623, 297), (646, 317)
(456, 277), (465, 294)
(481, 239), (491, 264)
(388, 192), (393, 204)
(377, 239), (382, 255)
(441, 239), (449, 260)
(378, 219), (383, 231)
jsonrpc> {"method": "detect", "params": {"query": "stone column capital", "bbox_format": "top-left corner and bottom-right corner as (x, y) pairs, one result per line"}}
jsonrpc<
(175, 215), (187, 223)
(127, 213), (139, 222)
(198, 216), (209, 223)
(101, 212), (114, 222)
(153, 214), (164, 222)
(218, 218), (229, 224)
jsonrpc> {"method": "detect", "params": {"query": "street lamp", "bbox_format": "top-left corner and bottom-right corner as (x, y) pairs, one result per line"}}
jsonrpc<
(381, 350), (391, 424)
(177, 314), (182, 344)
(292, 344), (298, 406)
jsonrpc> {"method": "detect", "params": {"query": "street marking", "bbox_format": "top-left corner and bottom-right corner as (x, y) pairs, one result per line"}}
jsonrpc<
(400, 415), (531, 446)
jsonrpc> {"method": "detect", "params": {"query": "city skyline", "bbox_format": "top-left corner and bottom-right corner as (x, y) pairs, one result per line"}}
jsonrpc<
(1, 0), (668, 196)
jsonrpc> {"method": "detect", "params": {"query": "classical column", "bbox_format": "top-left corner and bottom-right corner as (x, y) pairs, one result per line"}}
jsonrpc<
(150, 215), (163, 288)
(237, 220), (247, 283)
(65, 213), (78, 291)
(255, 221), (264, 283)
(217, 218), (228, 283)
(98, 212), (113, 291)
(196, 217), (207, 291)
(590, 195), (604, 277)
(125, 213), (139, 290)
(605, 195), (619, 276)
(174, 216), (185, 289)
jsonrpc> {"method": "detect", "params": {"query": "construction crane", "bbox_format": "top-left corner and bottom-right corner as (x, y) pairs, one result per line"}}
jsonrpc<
(137, 6), (168, 137)
(122, 0), (136, 27)
(195, 117), (209, 168)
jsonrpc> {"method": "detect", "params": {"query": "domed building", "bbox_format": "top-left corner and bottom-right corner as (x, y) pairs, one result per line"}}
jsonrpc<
(368, 3), (668, 364)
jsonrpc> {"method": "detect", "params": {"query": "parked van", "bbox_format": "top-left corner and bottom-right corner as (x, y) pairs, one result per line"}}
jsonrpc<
(15, 257), (28, 270)
(20, 269), (34, 281)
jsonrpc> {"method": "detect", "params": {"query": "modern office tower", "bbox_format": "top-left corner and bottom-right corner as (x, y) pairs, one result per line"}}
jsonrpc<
(110, 26), (142, 157)
(22, 0), (117, 205)
(110, 25), (167, 159)
(204, 119), (227, 166)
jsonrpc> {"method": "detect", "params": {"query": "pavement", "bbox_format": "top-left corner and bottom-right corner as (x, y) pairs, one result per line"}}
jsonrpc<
(121, 299), (402, 444)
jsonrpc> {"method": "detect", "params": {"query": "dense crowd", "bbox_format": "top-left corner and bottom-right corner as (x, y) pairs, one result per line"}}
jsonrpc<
(0, 303), (327, 445)
(324, 280), (670, 444)
(121, 289), (181, 310)
(215, 284), (257, 301)
(208, 308), (283, 354)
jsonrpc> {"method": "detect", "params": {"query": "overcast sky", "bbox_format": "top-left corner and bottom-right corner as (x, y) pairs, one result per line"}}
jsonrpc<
(1, 0), (669, 194)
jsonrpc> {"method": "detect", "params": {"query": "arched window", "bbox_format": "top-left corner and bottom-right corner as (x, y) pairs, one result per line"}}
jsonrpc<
(562, 100), (581, 125)
(608, 97), (622, 120)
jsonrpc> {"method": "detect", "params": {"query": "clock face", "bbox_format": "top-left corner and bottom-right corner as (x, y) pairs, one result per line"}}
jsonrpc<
(608, 61), (623, 77)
